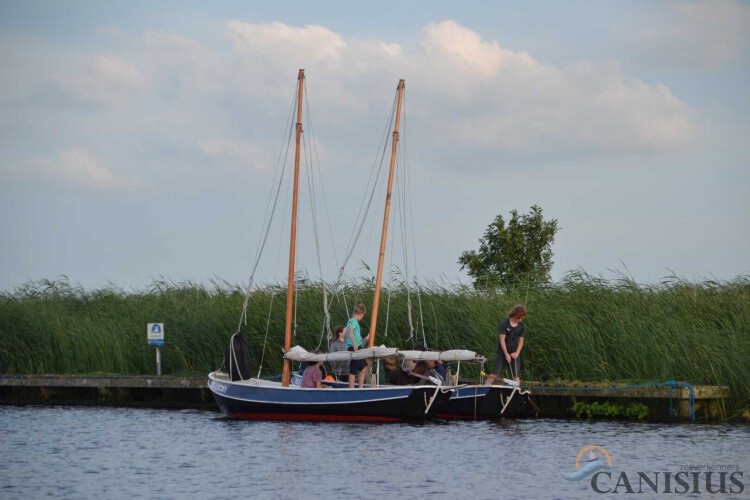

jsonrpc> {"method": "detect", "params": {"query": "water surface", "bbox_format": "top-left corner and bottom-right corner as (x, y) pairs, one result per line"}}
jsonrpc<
(1, 407), (748, 499)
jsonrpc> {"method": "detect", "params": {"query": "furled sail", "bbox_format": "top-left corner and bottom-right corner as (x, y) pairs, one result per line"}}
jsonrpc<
(284, 345), (399, 362)
(399, 350), (483, 362)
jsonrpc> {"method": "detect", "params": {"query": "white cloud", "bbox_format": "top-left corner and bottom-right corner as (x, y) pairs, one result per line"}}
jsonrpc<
(226, 21), (346, 63)
(420, 20), (504, 78)
(8, 20), (697, 179)
(412, 23), (694, 158)
(7, 148), (148, 191)
(449, 61), (694, 155)
(216, 20), (695, 161)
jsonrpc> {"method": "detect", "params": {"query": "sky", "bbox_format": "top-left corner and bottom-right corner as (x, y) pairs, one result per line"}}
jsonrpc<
(1, 0), (749, 291)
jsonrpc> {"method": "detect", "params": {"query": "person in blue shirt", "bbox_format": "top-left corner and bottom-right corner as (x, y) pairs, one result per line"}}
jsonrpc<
(346, 304), (369, 388)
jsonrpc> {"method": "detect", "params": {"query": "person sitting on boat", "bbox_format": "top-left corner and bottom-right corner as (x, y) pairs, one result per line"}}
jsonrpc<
(328, 325), (350, 382)
(301, 357), (329, 389)
(387, 358), (418, 385)
(346, 304), (370, 388)
(412, 359), (444, 385)
(298, 360), (327, 379)
(485, 304), (526, 386)
(416, 344), (448, 381)
(383, 355), (398, 381)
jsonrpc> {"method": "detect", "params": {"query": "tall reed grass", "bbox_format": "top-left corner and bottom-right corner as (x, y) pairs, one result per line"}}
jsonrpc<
(1, 273), (748, 416)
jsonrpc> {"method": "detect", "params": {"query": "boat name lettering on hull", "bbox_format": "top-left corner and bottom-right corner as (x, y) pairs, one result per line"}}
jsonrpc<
(209, 380), (228, 394)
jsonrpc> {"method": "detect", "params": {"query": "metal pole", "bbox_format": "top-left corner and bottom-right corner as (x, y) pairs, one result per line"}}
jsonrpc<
(156, 347), (161, 376)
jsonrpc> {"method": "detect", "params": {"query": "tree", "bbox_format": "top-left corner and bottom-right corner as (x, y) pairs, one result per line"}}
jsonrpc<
(458, 205), (559, 288)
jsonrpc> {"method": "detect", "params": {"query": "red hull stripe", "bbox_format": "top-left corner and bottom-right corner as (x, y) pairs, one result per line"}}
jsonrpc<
(227, 412), (401, 422)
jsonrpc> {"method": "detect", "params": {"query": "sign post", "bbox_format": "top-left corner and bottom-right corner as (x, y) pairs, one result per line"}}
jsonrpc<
(147, 323), (164, 375)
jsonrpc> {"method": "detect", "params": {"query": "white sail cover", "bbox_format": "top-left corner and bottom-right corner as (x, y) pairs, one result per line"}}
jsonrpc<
(399, 349), (480, 362)
(284, 345), (399, 362)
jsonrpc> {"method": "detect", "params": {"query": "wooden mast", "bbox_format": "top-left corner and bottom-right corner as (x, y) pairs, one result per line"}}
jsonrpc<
(368, 79), (405, 348)
(282, 69), (305, 387)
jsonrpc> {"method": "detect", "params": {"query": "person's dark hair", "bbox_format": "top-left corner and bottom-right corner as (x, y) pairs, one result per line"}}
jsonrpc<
(335, 325), (345, 335)
(412, 361), (428, 376)
(508, 305), (527, 319)
(353, 304), (366, 315)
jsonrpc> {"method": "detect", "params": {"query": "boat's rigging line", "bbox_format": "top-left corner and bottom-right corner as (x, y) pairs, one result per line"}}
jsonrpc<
(236, 82), (298, 332)
(380, 88), (427, 347)
(400, 90), (428, 347)
(319, 87), (399, 345)
(255, 290), (276, 378)
(236, 75), (430, 377)
(301, 100), (332, 349)
(338, 91), (399, 277)
(255, 148), (297, 376)
(247, 78), (394, 365)
(302, 80), (337, 348)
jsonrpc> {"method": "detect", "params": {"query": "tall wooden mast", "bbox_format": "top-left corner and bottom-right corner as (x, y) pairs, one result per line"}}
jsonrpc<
(282, 69), (305, 387)
(368, 79), (405, 348)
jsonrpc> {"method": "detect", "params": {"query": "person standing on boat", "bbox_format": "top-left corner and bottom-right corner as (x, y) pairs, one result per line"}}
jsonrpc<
(485, 305), (526, 386)
(328, 325), (350, 382)
(346, 304), (369, 388)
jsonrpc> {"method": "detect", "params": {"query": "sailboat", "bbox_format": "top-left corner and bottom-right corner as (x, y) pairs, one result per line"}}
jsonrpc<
(207, 71), (453, 421)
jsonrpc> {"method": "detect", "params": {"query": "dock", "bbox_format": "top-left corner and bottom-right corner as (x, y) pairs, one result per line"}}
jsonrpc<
(0, 374), (215, 409)
(0, 375), (731, 421)
(519, 380), (731, 421)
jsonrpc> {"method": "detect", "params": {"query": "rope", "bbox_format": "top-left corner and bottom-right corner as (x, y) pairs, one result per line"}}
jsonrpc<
(304, 79), (341, 274)
(302, 80), (333, 349)
(228, 332), (244, 382)
(424, 384), (442, 415)
(339, 91), (398, 274)
(236, 82), (297, 332)
(384, 271), (392, 338)
(393, 156), (414, 342)
(256, 292), (276, 378)
(315, 87), (399, 334)
(301, 119), (331, 350)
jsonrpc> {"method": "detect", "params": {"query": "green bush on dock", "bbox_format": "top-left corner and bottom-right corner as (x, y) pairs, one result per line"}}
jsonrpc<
(572, 401), (651, 420)
(0, 272), (748, 417)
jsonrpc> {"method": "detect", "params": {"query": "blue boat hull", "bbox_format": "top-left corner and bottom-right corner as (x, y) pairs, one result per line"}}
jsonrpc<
(208, 373), (452, 422)
(438, 385), (529, 419)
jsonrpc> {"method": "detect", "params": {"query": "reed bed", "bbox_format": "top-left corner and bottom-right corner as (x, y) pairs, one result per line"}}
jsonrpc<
(1, 273), (748, 416)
